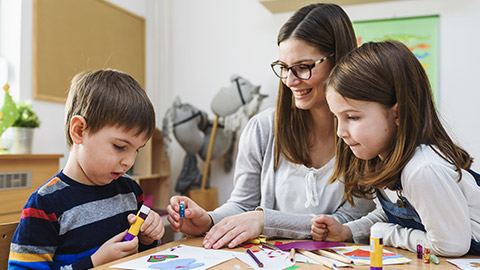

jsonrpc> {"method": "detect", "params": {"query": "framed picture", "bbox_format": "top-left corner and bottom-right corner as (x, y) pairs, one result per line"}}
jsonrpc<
(353, 15), (439, 99)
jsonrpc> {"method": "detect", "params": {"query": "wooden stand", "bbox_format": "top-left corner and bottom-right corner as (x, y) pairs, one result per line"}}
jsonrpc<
(187, 115), (219, 211)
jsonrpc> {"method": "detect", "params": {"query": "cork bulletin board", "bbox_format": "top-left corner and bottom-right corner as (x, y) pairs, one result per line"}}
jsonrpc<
(33, 0), (145, 102)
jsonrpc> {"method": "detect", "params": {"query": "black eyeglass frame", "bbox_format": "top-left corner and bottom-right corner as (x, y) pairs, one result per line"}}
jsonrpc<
(270, 53), (335, 80)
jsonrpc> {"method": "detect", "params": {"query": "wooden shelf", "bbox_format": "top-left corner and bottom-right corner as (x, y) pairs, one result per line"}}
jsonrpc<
(131, 128), (170, 211)
(259, 0), (404, 13)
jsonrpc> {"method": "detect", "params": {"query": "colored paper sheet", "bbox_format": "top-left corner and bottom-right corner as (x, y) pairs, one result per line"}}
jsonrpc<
(274, 241), (345, 251)
(330, 246), (411, 265)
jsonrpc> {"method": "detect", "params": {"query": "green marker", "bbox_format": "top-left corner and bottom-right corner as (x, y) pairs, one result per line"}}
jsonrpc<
(430, 254), (440, 264)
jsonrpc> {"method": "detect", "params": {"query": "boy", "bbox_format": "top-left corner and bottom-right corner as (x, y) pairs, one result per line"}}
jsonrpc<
(8, 69), (165, 269)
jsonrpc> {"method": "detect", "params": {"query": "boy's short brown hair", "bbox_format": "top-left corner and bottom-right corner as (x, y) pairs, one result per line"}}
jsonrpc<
(65, 69), (155, 147)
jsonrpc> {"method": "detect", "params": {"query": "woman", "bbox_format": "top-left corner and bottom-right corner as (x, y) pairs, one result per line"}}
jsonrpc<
(167, 3), (375, 249)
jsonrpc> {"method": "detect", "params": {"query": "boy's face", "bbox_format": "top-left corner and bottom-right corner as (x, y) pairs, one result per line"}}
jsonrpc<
(73, 125), (148, 186)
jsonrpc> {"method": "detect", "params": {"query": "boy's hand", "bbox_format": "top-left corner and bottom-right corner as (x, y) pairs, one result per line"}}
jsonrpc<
(311, 214), (353, 242)
(130, 210), (165, 246)
(167, 196), (213, 235)
(202, 210), (264, 249)
(91, 230), (138, 267)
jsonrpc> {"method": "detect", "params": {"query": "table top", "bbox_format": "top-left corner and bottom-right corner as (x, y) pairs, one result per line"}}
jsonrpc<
(93, 237), (476, 269)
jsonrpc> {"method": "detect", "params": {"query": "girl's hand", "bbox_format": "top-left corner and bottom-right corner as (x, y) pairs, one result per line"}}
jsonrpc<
(311, 214), (353, 242)
(91, 230), (138, 267)
(167, 196), (213, 235)
(133, 210), (165, 245)
(202, 210), (264, 249)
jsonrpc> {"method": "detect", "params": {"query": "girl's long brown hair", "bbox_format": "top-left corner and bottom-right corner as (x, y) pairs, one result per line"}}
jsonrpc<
(325, 41), (472, 205)
(274, 3), (357, 169)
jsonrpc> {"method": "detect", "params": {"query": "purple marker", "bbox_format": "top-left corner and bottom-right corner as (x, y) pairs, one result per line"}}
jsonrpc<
(247, 249), (263, 268)
(124, 205), (150, 241)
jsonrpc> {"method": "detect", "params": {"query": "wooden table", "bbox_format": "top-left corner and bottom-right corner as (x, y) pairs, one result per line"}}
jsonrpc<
(92, 237), (476, 269)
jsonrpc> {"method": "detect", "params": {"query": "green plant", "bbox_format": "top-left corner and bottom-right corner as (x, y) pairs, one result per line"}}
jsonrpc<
(12, 101), (41, 128)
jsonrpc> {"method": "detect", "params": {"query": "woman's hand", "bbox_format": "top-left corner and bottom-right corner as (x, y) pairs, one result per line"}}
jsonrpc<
(167, 196), (213, 235)
(202, 210), (264, 249)
(311, 214), (353, 242)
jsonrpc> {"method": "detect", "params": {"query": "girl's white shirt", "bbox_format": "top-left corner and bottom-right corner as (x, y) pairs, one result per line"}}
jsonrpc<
(347, 144), (480, 256)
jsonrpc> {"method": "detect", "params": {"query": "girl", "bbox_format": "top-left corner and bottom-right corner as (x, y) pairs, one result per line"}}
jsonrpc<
(167, 3), (375, 249)
(312, 40), (480, 256)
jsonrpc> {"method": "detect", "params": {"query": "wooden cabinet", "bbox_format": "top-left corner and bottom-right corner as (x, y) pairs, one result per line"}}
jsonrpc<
(0, 154), (63, 223)
(130, 128), (170, 211)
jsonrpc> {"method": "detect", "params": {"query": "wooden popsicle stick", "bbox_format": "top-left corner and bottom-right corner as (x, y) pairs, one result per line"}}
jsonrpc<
(314, 249), (353, 264)
(297, 249), (335, 269)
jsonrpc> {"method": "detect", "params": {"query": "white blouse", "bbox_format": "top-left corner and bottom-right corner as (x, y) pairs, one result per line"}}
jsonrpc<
(274, 156), (345, 215)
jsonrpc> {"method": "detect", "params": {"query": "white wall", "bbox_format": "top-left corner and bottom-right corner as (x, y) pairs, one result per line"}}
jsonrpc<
(164, 0), (480, 204)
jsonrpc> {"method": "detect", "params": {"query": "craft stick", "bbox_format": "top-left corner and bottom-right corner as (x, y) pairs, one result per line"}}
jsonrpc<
(290, 248), (295, 262)
(297, 249), (335, 269)
(314, 249), (353, 264)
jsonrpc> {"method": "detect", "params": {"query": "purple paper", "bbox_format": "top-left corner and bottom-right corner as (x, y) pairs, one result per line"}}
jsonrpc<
(274, 241), (345, 251)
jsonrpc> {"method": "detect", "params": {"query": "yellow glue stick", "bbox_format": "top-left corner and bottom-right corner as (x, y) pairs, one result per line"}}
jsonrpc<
(123, 205), (150, 241)
(370, 226), (383, 270)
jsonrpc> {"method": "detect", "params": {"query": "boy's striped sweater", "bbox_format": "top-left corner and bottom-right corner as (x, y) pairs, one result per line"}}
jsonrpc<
(8, 171), (156, 270)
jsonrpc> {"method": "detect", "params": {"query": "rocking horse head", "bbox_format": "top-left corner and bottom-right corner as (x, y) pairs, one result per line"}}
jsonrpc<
(211, 74), (261, 117)
(163, 97), (233, 160)
(164, 98), (208, 154)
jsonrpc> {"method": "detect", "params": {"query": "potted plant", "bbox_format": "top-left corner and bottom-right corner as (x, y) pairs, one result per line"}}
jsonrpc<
(3, 101), (40, 154)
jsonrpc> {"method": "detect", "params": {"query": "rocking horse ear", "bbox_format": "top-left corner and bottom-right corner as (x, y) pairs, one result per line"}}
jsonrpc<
(210, 74), (260, 117)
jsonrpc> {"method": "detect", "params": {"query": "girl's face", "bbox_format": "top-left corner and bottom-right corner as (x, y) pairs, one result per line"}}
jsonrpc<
(278, 38), (333, 110)
(326, 88), (399, 160)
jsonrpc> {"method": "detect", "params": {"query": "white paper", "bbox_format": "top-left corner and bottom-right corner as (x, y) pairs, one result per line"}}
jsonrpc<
(234, 248), (295, 270)
(446, 259), (480, 270)
(110, 245), (241, 270)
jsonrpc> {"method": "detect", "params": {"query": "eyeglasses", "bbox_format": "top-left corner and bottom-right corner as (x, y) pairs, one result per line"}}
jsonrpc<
(270, 53), (334, 80)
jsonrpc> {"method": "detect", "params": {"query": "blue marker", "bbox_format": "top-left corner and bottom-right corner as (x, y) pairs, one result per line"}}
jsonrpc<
(179, 201), (185, 218)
